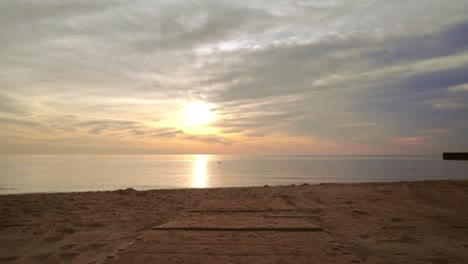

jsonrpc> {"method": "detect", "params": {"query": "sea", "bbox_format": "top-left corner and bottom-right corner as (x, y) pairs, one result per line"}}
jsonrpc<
(0, 155), (467, 194)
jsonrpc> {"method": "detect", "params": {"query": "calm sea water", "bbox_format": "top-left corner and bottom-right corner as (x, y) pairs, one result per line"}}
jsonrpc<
(0, 155), (467, 194)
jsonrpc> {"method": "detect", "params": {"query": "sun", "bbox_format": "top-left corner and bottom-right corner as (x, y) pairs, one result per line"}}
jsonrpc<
(184, 101), (216, 127)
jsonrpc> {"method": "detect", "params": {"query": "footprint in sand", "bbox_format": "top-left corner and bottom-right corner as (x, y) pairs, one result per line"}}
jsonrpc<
(60, 244), (76, 250)
(58, 252), (79, 261)
(0, 256), (19, 262)
(30, 252), (53, 262)
(78, 243), (107, 251)
(43, 235), (64, 243)
(423, 257), (451, 264)
(352, 210), (369, 215)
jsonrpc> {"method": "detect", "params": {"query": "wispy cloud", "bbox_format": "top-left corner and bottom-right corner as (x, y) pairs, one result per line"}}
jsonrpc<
(1, 0), (467, 154)
(394, 137), (433, 147)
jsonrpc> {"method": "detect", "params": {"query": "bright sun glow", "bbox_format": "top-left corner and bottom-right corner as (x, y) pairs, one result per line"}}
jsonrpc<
(184, 101), (216, 127)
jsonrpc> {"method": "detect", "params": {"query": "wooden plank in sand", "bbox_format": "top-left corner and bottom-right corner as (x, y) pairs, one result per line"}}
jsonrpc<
(189, 198), (295, 212)
(105, 200), (340, 263)
(152, 215), (323, 232)
(104, 230), (342, 264)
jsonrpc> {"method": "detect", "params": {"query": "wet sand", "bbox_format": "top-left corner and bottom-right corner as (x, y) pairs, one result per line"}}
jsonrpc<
(1, 180), (467, 263)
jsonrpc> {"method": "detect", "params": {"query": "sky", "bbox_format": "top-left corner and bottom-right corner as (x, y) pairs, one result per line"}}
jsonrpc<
(0, 0), (467, 155)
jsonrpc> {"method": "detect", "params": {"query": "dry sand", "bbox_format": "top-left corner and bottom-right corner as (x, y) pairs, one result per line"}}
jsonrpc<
(1, 180), (467, 263)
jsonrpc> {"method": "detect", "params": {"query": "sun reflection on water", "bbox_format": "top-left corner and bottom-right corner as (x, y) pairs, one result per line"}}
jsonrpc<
(192, 155), (208, 188)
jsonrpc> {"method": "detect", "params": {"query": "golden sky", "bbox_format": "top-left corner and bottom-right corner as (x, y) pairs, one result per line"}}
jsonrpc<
(1, 0), (468, 154)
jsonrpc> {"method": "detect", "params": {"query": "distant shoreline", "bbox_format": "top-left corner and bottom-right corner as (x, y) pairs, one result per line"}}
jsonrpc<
(2, 179), (467, 196)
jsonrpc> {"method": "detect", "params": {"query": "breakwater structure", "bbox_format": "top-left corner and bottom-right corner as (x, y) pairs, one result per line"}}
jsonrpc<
(442, 152), (468, 160)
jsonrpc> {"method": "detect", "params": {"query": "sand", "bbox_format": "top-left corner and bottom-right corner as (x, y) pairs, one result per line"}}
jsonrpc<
(1, 180), (467, 263)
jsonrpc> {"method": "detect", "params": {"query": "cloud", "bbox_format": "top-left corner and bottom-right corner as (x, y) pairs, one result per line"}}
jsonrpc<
(394, 137), (433, 147)
(368, 21), (468, 64)
(389, 64), (468, 94)
(428, 99), (466, 109)
(448, 83), (468, 92)
(183, 134), (234, 145)
(1, 0), (468, 153)
(0, 117), (38, 127)
(0, 93), (30, 115)
(151, 128), (184, 138)
(76, 119), (140, 134)
(207, 42), (468, 146)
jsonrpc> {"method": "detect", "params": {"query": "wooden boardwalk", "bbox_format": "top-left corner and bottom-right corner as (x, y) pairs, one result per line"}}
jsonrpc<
(104, 198), (357, 264)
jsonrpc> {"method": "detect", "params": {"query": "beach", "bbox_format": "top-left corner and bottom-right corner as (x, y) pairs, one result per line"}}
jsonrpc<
(1, 180), (467, 263)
